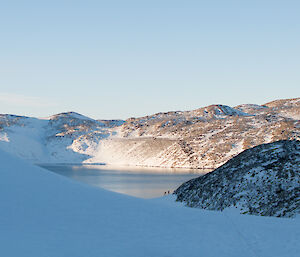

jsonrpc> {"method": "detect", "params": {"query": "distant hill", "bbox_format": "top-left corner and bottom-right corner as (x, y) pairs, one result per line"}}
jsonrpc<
(174, 140), (300, 217)
(0, 98), (299, 168)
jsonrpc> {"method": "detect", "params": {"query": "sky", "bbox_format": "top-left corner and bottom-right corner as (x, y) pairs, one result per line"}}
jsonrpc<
(0, 0), (299, 119)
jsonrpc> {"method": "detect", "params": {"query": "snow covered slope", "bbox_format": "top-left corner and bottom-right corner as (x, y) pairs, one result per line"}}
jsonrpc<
(174, 140), (300, 217)
(0, 149), (299, 257)
(0, 98), (299, 168)
(0, 112), (119, 163)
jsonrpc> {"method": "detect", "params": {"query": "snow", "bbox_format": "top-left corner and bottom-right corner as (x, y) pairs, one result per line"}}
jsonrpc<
(46, 111), (94, 121)
(264, 133), (273, 143)
(217, 105), (251, 117)
(0, 114), (108, 164)
(225, 140), (244, 158)
(0, 132), (9, 142)
(279, 112), (300, 120)
(0, 149), (299, 257)
(0, 117), (49, 161)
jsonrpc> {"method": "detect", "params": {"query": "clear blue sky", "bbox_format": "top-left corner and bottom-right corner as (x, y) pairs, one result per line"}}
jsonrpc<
(0, 0), (299, 119)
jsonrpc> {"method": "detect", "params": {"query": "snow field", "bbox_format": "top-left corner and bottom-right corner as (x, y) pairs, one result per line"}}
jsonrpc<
(0, 149), (299, 257)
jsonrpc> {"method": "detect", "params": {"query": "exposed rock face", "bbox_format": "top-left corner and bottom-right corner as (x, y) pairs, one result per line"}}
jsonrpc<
(0, 98), (299, 167)
(99, 98), (299, 168)
(174, 140), (300, 217)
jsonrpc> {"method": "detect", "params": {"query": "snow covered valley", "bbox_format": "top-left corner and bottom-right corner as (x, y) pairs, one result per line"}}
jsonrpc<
(0, 149), (299, 257)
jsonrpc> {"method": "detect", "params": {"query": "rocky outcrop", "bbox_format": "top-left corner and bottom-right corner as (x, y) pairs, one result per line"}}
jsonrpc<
(174, 140), (300, 217)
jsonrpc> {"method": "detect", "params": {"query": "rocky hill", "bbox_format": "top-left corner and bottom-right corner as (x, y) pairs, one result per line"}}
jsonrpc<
(88, 97), (300, 168)
(0, 98), (299, 167)
(174, 140), (300, 217)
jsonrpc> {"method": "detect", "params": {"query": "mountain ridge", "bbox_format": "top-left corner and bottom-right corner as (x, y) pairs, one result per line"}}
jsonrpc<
(0, 97), (299, 169)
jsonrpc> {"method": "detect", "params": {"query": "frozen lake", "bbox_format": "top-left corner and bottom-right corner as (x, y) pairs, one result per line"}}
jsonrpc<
(39, 164), (208, 198)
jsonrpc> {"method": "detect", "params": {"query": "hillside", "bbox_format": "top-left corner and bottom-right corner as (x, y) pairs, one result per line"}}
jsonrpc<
(0, 112), (117, 163)
(174, 140), (300, 217)
(0, 97), (299, 168)
(0, 149), (299, 257)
